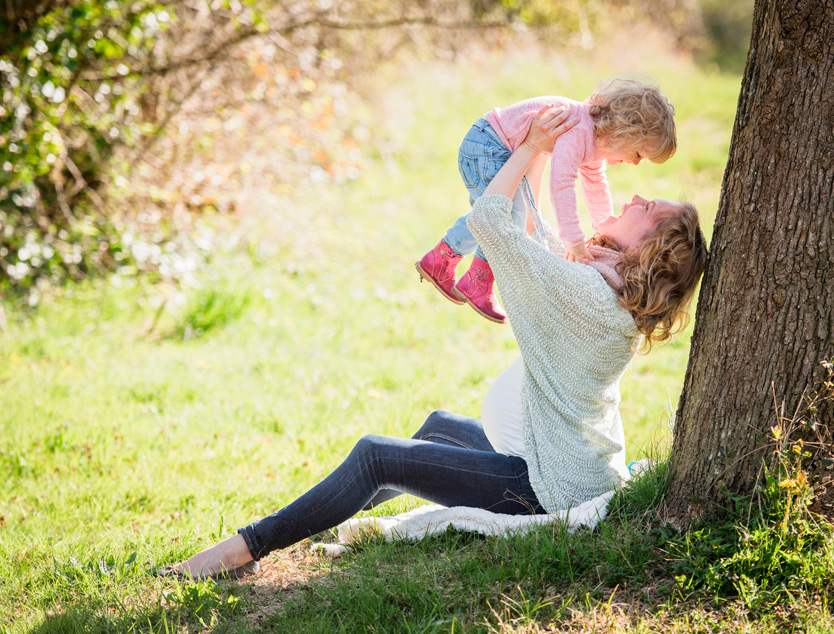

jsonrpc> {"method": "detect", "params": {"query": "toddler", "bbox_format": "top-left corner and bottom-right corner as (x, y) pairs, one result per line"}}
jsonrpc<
(415, 78), (676, 323)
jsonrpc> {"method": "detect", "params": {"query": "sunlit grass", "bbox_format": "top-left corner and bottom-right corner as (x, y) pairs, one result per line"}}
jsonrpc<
(0, 34), (790, 633)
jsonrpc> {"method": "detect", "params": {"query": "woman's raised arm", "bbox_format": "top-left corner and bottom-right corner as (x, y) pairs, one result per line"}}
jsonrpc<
(482, 105), (578, 200)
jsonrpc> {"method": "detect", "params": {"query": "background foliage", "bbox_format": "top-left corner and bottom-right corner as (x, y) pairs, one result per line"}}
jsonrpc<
(1, 0), (752, 302)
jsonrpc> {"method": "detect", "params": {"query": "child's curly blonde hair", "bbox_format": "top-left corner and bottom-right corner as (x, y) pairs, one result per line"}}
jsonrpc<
(588, 78), (676, 163)
(589, 202), (707, 352)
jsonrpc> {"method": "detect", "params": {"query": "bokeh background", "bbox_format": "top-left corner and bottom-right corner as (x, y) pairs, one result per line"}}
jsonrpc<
(1, 0), (752, 300)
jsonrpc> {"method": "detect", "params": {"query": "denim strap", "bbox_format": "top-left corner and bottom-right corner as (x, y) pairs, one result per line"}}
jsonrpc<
(519, 175), (548, 248)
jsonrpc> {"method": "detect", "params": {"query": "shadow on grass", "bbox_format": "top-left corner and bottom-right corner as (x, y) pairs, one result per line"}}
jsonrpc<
(29, 606), (190, 634)
(27, 543), (332, 634)
(27, 579), (261, 633)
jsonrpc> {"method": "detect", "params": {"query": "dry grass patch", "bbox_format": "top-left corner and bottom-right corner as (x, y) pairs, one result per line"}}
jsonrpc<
(240, 542), (335, 628)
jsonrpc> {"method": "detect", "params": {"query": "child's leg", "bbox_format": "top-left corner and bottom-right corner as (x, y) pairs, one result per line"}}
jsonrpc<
(471, 174), (538, 261)
(442, 196), (481, 257)
(442, 119), (509, 256)
(458, 172), (547, 324)
(417, 119), (511, 305)
(452, 142), (515, 323)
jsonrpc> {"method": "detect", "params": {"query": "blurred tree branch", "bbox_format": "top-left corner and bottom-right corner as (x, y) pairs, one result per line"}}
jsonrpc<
(84, 12), (510, 82)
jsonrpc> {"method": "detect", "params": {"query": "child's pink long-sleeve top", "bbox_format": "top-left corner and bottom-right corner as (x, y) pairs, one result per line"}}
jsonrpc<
(484, 97), (614, 246)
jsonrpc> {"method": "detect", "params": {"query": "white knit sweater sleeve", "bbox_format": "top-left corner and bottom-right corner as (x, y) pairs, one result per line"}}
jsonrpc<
(467, 194), (638, 512)
(468, 195), (624, 338)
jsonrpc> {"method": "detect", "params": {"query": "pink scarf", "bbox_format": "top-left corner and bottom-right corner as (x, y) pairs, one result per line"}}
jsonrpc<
(585, 245), (625, 291)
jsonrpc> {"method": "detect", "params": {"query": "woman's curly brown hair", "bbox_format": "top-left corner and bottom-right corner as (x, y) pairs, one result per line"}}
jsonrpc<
(589, 202), (707, 352)
(588, 78), (676, 163)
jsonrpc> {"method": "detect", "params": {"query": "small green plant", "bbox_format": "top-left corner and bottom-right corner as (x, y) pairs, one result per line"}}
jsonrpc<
(164, 580), (243, 628)
(172, 283), (252, 340)
(667, 361), (834, 614)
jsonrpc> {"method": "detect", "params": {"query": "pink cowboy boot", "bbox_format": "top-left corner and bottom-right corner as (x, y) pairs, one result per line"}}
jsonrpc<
(415, 240), (464, 305)
(453, 257), (507, 324)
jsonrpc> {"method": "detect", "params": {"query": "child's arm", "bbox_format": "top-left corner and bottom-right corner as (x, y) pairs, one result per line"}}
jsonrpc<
(549, 138), (596, 263)
(579, 162), (615, 231)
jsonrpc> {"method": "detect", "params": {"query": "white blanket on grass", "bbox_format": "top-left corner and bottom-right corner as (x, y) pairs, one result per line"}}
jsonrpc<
(312, 489), (617, 558)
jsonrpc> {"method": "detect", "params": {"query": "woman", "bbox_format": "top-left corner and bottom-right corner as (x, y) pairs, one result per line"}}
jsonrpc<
(158, 105), (707, 580)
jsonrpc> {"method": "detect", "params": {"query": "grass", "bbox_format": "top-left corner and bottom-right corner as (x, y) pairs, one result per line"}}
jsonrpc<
(1, 32), (831, 633)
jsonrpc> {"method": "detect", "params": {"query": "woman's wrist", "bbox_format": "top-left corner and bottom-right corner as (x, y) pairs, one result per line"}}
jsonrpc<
(517, 141), (541, 163)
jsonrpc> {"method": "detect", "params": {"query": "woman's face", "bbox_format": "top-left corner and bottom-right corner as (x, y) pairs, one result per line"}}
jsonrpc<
(598, 195), (681, 249)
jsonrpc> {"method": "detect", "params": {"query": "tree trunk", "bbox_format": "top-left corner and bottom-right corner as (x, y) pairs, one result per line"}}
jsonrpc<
(666, 0), (834, 524)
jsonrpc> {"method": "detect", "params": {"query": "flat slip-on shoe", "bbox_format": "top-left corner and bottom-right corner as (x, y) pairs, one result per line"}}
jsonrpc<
(153, 560), (260, 581)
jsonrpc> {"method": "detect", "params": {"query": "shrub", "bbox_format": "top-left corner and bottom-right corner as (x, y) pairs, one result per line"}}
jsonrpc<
(0, 1), (521, 303)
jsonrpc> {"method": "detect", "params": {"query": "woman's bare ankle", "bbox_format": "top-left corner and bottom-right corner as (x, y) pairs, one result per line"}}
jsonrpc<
(176, 534), (253, 577)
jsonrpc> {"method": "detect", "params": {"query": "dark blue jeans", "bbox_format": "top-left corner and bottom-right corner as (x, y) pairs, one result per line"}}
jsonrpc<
(238, 410), (546, 560)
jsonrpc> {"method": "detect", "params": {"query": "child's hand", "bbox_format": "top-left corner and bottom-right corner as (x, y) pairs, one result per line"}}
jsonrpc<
(522, 104), (579, 155)
(565, 241), (595, 264)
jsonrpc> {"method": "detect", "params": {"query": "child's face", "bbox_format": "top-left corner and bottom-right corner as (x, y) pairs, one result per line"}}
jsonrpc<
(602, 138), (660, 166)
(603, 143), (644, 166)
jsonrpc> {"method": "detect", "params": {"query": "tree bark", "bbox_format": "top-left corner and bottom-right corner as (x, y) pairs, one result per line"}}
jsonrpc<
(666, 0), (834, 524)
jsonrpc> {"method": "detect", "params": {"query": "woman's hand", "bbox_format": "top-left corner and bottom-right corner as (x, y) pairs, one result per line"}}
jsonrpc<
(522, 104), (578, 156)
(482, 105), (577, 200)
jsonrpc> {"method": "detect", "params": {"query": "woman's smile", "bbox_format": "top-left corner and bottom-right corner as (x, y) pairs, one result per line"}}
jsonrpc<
(601, 195), (681, 249)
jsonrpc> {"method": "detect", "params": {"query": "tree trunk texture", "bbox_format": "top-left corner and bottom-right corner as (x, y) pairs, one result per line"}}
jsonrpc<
(667, 0), (834, 524)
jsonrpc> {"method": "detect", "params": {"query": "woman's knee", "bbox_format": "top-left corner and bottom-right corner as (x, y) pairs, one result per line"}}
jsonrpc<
(414, 410), (452, 439)
(353, 433), (384, 455)
(353, 433), (404, 468)
(350, 434), (398, 487)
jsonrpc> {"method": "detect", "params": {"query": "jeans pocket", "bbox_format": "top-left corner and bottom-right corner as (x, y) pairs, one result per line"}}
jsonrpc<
(481, 153), (508, 184)
(458, 152), (479, 189)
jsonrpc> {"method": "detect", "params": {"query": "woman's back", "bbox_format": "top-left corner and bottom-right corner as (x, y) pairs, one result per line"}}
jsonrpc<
(468, 193), (638, 512)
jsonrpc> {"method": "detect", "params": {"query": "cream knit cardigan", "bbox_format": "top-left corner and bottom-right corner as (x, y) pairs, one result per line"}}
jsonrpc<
(468, 194), (639, 513)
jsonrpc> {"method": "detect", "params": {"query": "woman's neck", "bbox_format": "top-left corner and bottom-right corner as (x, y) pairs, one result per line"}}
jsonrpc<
(587, 233), (622, 251)
(585, 239), (625, 291)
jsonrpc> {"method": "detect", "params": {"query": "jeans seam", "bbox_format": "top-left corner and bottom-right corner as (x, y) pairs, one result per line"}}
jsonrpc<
(375, 453), (528, 482)
(420, 432), (479, 451)
(459, 155), (479, 189)
(373, 453), (534, 514)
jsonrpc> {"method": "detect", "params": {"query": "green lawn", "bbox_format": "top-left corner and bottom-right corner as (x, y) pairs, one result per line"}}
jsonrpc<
(4, 37), (828, 633)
